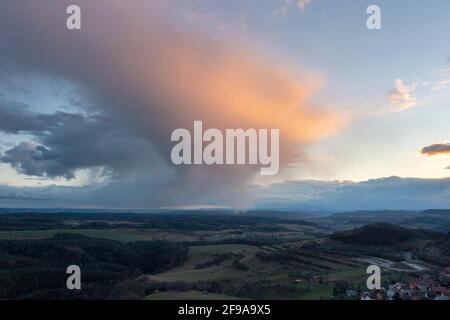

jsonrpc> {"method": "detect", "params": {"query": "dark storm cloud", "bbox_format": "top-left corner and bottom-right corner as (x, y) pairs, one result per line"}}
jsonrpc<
(0, 101), (53, 134)
(0, 99), (159, 179)
(2, 142), (58, 178)
(421, 143), (450, 156)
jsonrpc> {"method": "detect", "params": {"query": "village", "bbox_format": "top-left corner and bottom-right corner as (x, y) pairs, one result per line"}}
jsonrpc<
(359, 267), (450, 300)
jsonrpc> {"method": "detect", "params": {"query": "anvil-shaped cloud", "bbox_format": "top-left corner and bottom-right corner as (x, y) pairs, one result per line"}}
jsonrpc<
(0, 0), (344, 208)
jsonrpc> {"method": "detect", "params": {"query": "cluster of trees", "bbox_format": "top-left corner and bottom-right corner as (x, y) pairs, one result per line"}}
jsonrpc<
(195, 253), (233, 269)
(231, 259), (249, 271)
(194, 252), (246, 270)
(330, 223), (443, 246)
(0, 233), (188, 299)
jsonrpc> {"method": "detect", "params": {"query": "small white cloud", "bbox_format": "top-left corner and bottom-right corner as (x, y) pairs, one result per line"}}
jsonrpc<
(431, 67), (450, 91)
(433, 67), (450, 75)
(295, 0), (312, 11)
(386, 79), (419, 112)
(273, 5), (289, 16)
(433, 79), (450, 91)
(273, 0), (312, 16)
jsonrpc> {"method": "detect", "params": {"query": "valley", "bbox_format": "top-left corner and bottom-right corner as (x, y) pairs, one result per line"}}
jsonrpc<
(0, 209), (448, 300)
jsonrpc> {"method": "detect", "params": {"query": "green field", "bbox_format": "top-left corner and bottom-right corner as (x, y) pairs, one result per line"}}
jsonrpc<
(297, 283), (333, 300)
(145, 244), (261, 282)
(293, 268), (366, 300)
(144, 290), (245, 300)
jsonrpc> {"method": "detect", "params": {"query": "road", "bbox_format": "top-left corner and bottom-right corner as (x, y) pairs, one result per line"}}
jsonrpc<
(355, 257), (428, 273)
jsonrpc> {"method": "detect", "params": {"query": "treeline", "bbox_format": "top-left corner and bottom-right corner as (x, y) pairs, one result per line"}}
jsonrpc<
(0, 234), (188, 299)
(0, 212), (314, 233)
(330, 223), (444, 246)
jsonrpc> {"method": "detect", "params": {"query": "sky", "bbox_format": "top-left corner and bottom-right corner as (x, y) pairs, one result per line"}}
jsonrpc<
(0, 0), (450, 211)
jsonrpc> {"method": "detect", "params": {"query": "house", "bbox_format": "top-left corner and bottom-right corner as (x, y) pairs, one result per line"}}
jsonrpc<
(434, 294), (449, 300)
(431, 286), (450, 296)
(409, 280), (421, 291)
(387, 283), (411, 300)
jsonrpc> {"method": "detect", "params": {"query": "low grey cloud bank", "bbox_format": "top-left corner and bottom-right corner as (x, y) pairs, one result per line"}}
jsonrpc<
(2, 176), (450, 211)
(252, 176), (450, 211)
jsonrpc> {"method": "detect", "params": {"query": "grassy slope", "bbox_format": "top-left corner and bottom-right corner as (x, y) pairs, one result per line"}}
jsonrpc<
(144, 290), (245, 300)
(145, 244), (260, 282)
